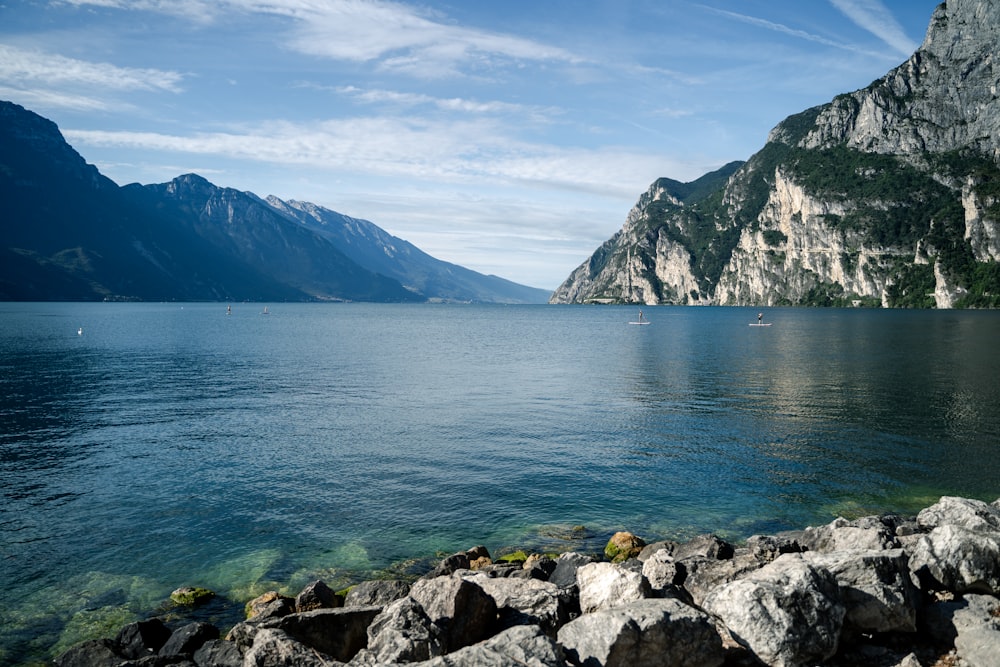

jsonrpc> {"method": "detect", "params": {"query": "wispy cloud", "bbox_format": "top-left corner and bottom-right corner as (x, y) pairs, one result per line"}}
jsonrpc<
(329, 85), (559, 120)
(702, 6), (889, 59)
(829, 0), (917, 57)
(62, 0), (584, 79)
(0, 44), (184, 93)
(63, 117), (666, 198)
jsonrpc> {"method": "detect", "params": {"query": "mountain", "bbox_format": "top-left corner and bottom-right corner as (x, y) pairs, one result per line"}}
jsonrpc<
(0, 100), (547, 303)
(552, 0), (1000, 308)
(266, 197), (551, 303)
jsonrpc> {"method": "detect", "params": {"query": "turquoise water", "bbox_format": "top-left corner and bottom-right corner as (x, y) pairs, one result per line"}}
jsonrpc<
(2, 303), (1000, 663)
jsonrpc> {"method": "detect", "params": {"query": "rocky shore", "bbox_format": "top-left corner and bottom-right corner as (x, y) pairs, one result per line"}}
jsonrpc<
(55, 496), (1000, 667)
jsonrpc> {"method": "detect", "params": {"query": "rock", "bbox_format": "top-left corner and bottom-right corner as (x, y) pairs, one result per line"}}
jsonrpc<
(798, 516), (898, 553)
(424, 552), (471, 579)
(641, 549), (682, 592)
(245, 591), (295, 621)
(352, 596), (443, 665)
(459, 572), (568, 637)
(745, 533), (803, 561)
(548, 552), (592, 590)
(576, 561), (651, 613)
(258, 606), (382, 662)
(465, 545), (492, 570)
(191, 639), (241, 667)
(558, 597), (724, 667)
(604, 531), (646, 562)
(295, 579), (343, 612)
(169, 587), (215, 606)
(414, 624), (565, 667)
(159, 622), (219, 658)
(909, 524), (1000, 594)
(116, 618), (173, 659)
(673, 534), (734, 561)
(344, 579), (411, 607)
(636, 540), (676, 562)
(408, 576), (498, 652)
(701, 554), (845, 667)
(242, 627), (335, 667)
(921, 593), (1000, 667)
(805, 548), (920, 633)
(917, 496), (1000, 533)
(53, 638), (120, 667)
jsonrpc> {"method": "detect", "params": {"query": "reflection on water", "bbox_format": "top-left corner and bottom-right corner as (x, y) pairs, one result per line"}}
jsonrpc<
(1, 303), (1000, 663)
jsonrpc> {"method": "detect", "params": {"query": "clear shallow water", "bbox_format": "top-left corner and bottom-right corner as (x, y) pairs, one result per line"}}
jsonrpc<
(2, 302), (1000, 663)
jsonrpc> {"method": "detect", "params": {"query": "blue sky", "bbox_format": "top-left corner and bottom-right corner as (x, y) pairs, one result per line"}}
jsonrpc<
(1, 0), (940, 290)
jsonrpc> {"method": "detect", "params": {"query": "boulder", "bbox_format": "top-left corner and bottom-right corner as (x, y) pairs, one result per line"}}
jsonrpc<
(116, 618), (173, 659)
(460, 572), (569, 636)
(548, 552), (592, 590)
(344, 579), (411, 607)
(604, 531), (646, 562)
(557, 598), (724, 667)
(158, 622), (219, 657)
(909, 524), (1000, 594)
(641, 549), (682, 592)
(295, 579), (343, 612)
(921, 593), (1000, 667)
(53, 639), (120, 667)
(673, 534), (734, 561)
(408, 576), (498, 652)
(636, 540), (676, 562)
(351, 596), (443, 665)
(191, 639), (241, 667)
(798, 516), (897, 553)
(258, 606), (382, 662)
(170, 587), (215, 606)
(424, 552), (471, 579)
(805, 548), (920, 633)
(245, 591), (295, 621)
(701, 554), (845, 667)
(917, 496), (1000, 533)
(242, 627), (334, 667)
(576, 562), (651, 613)
(413, 624), (565, 667)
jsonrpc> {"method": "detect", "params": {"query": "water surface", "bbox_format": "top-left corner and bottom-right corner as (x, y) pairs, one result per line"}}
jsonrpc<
(2, 303), (999, 663)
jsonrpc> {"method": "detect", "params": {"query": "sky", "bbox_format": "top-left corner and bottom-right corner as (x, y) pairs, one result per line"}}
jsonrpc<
(0, 0), (941, 290)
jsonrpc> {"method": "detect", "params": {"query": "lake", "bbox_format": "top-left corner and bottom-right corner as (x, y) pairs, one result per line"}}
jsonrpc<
(2, 302), (999, 663)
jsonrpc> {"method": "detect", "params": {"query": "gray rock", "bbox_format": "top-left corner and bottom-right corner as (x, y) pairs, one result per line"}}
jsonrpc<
(557, 597), (724, 667)
(242, 628), (340, 667)
(917, 496), (1000, 533)
(191, 639), (241, 667)
(295, 579), (342, 612)
(805, 548), (920, 633)
(641, 549), (681, 592)
(424, 552), (471, 579)
(116, 619), (172, 660)
(159, 622), (219, 657)
(53, 638), (121, 667)
(909, 524), (1000, 594)
(258, 606), (382, 662)
(798, 516), (897, 553)
(351, 596), (443, 665)
(636, 540), (676, 562)
(344, 579), (411, 607)
(414, 624), (565, 667)
(920, 593), (1000, 667)
(459, 572), (568, 636)
(701, 554), (844, 667)
(576, 562), (651, 614)
(548, 552), (593, 590)
(409, 576), (498, 652)
(673, 534), (734, 561)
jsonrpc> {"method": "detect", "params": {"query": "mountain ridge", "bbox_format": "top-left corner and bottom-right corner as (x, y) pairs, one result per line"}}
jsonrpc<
(0, 102), (550, 304)
(552, 0), (1000, 308)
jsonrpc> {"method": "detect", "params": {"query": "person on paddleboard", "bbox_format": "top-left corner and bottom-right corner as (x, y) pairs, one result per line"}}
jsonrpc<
(758, 312), (763, 324)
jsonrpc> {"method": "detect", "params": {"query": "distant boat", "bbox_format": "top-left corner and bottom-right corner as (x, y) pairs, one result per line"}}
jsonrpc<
(227, 305), (232, 315)
(629, 310), (651, 325)
(261, 306), (269, 315)
(77, 327), (83, 336)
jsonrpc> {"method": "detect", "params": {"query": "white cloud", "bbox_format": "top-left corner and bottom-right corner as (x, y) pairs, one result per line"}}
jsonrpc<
(829, 0), (917, 57)
(0, 44), (184, 92)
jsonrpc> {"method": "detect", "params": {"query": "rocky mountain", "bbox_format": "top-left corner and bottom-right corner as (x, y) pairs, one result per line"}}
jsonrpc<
(552, 0), (1000, 308)
(0, 100), (549, 303)
(267, 197), (549, 304)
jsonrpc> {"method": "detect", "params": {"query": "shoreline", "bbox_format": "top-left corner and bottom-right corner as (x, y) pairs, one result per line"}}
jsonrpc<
(52, 495), (1000, 667)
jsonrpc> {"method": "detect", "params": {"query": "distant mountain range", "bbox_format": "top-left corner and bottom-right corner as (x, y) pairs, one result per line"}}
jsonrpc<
(552, 0), (1000, 308)
(0, 101), (550, 303)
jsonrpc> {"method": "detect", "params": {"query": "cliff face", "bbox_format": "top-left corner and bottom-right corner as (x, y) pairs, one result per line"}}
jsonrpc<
(552, 0), (1000, 308)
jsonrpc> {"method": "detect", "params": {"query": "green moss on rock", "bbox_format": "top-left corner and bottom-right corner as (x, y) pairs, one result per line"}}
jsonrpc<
(170, 586), (215, 606)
